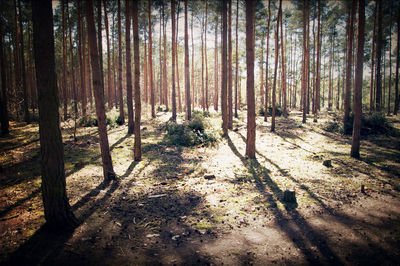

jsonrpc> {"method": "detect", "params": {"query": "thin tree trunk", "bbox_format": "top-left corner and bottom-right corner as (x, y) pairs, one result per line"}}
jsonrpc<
(388, 17), (392, 115)
(97, 0), (104, 100)
(205, 0), (209, 111)
(176, 3), (182, 112)
(214, 15), (219, 111)
(86, 0), (115, 181)
(394, 6), (400, 115)
(302, 0), (308, 124)
(67, 0), (77, 137)
(103, 0), (113, 109)
(132, 0), (141, 161)
(148, 1), (154, 118)
(351, 0), (365, 158)
(31, 0), (78, 230)
(201, 12), (205, 110)
(316, 0), (321, 112)
(272, 0), (282, 131)
(221, 0), (228, 134)
(144, 36), (148, 105)
(125, 0), (134, 134)
(191, 11), (195, 109)
(78, 0), (87, 117)
(280, 9), (287, 117)
(264, 0), (271, 122)
(344, 0), (356, 131)
(184, 0), (191, 120)
(163, 8), (168, 111)
(171, 0), (177, 121)
(62, 0), (68, 121)
(235, 0), (239, 118)
(228, 0), (233, 129)
(245, 0), (256, 159)
(260, 34), (264, 112)
(159, 10), (163, 107)
(375, 0), (383, 111)
(370, 2), (377, 110)
(117, 0), (125, 122)
(0, 14), (9, 135)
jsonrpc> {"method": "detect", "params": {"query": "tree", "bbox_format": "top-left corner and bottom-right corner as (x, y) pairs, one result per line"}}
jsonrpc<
(344, 0), (355, 131)
(214, 15), (219, 111)
(62, 0), (68, 121)
(0, 8), (9, 136)
(221, 0), (228, 135)
(234, 0), (239, 118)
(245, 0), (256, 159)
(272, 0), (282, 131)
(117, 0), (125, 123)
(315, 0), (321, 115)
(184, 0), (191, 120)
(228, 0), (233, 129)
(104, 0), (113, 109)
(370, 2), (377, 111)
(351, 0), (365, 158)
(86, 0), (115, 181)
(125, 0), (134, 134)
(132, 0), (141, 161)
(149, 0), (155, 118)
(77, 0), (87, 117)
(375, 0), (383, 111)
(302, 0), (309, 124)
(171, 0), (177, 121)
(394, 5), (400, 115)
(264, 0), (271, 122)
(280, 3), (287, 117)
(31, 0), (78, 230)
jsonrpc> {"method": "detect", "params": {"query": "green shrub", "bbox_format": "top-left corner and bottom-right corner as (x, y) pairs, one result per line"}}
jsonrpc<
(78, 116), (98, 127)
(259, 106), (283, 117)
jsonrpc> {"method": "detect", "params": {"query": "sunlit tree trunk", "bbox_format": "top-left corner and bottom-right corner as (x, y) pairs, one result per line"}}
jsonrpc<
(221, 0), (228, 135)
(104, 0), (113, 109)
(280, 9), (287, 117)
(117, 0), (125, 123)
(32, 0), (78, 230)
(176, 4), (182, 113)
(370, 2), (377, 111)
(86, 0), (115, 181)
(205, 0), (209, 111)
(214, 15), (219, 111)
(78, 0), (87, 117)
(125, 0), (134, 134)
(148, 0), (154, 118)
(171, 0), (177, 121)
(62, 0), (68, 121)
(264, 0), (271, 122)
(184, 0), (191, 120)
(344, 0), (355, 131)
(316, 0), (321, 113)
(302, 0), (308, 124)
(272, 0), (281, 131)
(132, 0), (141, 161)
(228, 0), (233, 129)
(351, 0), (365, 158)
(163, 8), (168, 111)
(245, 0), (256, 159)
(375, 0), (383, 111)
(234, 0), (239, 118)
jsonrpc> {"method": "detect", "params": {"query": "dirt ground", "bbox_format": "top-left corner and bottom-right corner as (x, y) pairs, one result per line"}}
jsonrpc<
(1, 109), (400, 265)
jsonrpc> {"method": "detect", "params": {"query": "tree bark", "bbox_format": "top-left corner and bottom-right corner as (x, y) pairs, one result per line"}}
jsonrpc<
(394, 6), (400, 115)
(264, 0), (271, 122)
(117, 0), (125, 123)
(344, 0), (355, 131)
(214, 15), (219, 111)
(370, 2), (377, 111)
(228, 0), (233, 129)
(184, 0), (191, 120)
(302, 0), (308, 124)
(31, 0), (78, 230)
(78, 0), (87, 117)
(272, 0), (282, 131)
(221, 0), (228, 135)
(97, 0), (104, 101)
(67, 1), (77, 123)
(103, 0), (113, 109)
(245, 0), (256, 159)
(171, 0), (177, 121)
(148, 0), (155, 118)
(375, 0), (383, 111)
(132, 0), (141, 161)
(86, 0), (115, 181)
(62, 0), (68, 122)
(0, 13), (9, 136)
(125, 0), (134, 134)
(388, 16), (393, 115)
(316, 0), (321, 113)
(205, 0), (209, 111)
(235, 0), (239, 118)
(351, 0), (365, 158)
(280, 8), (287, 117)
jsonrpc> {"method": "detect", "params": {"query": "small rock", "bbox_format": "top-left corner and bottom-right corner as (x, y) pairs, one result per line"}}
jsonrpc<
(323, 160), (332, 167)
(204, 174), (216, 180)
(172, 235), (180, 241)
(283, 190), (296, 203)
(146, 234), (160, 238)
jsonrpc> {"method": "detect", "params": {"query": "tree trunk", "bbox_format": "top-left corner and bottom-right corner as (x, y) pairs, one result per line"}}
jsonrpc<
(388, 17), (393, 115)
(78, 0), (87, 117)
(31, 0), (78, 230)
(149, 0), (155, 118)
(67, 1), (77, 124)
(245, 0), (256, 159)
(205, 0), (209, 111)
(214, 15), (219, 111)
(97, 0), (104, 101)
(125, 0), (134, 134)
(191, 11), (195, 110)
(394, 6), (400, 115)
(117, 0), (125, 123)
(351, 0), (365, 158)
(62, 0), (68, 122)
(260, 35), (264, 110)
(132, 0), (141, 161)
(201, 12), (205, 110)
(280, 9), (287, 117)
(370, 2), (377, 110)
(176, 3), (182, 113)
(316, 0), (321, 112)
(272, 0), (282, 131)
(234, 0), (239, 118)
(163, 8), (168, 111)
(0, 15), (9, 136)
(144, 36), (148, 105)
(86, 0), (115, 181)
(302, 0), (308, 124)
(228, 0), (233, 129)
(344, 0), (355, 131)
(264, 0), (271, 122)
(375, 0), (383, 111)
(103, 0), (113, 109)
(184, 0), (191, 120)
(171, 0), (177, 121)
(221, 0), (228, 134)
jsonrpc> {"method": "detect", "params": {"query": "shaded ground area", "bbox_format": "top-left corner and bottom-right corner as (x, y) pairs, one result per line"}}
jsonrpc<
(1, 110), (400, 265)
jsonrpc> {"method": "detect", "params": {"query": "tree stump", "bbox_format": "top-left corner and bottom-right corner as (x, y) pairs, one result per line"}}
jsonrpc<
(283, 190), (296, 203)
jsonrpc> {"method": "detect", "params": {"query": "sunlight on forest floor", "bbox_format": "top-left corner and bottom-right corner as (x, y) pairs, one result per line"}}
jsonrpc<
(1, 110), (400, 265)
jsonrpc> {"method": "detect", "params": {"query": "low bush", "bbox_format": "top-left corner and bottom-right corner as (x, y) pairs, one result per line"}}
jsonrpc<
(259, 106), (283, 117)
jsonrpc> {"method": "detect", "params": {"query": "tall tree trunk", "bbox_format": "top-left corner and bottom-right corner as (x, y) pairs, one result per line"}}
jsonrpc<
(201, 12), (205, 110)
(234, 0), (239, 118)
(260, 35), (264, 111)
(159, 10), (163, 107)
(17, 0), (30, 123)
(0, 14), (9, 136)
(176, 3), (182, 113)
(221, 0), (228, 134)
(375, 0), (383, 111)
(394, 6), (400, 115)
(388, 17), (393, 115)
(144, 36), (148, 105)
(117, 0), (125, 122)
(214, 15), (219, 111)
(302, 0), (308, 124)
(78, 0), (87, 117)
(132, 0), (141, 161)
(163, 8), (168, 111)
(86, 0), (115, 181)
(31, 0), (78, 230)
(149, 0), (155, 118)
(205, 0), (209, 110)
(125, 0), (134, 134)
(351, 0), (365, 158)
(328, 36), (333, 110)
(171, 0), (177, 121)
(280, 9), (287, 117)
(228, 0), (233, 129)
(104, 0), (113, 109)
(264, 0), (271, 122)
(62, 0), (68, 121)
(13, 0), (21, 121)
(370, 2), (377, 110)
(316, 0), (321, 113)
(344, 0), (356, 131)
(97, 0), (104, 100)
(245, 0), (256, 159)
(67, 0), (77, 126)
(184, 0), (191, 120)
(272, 0), (282, 131)
(191, 11), (195, 109)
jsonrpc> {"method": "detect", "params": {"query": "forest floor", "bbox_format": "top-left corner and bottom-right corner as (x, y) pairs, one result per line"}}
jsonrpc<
(1, 108), (400, 265)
